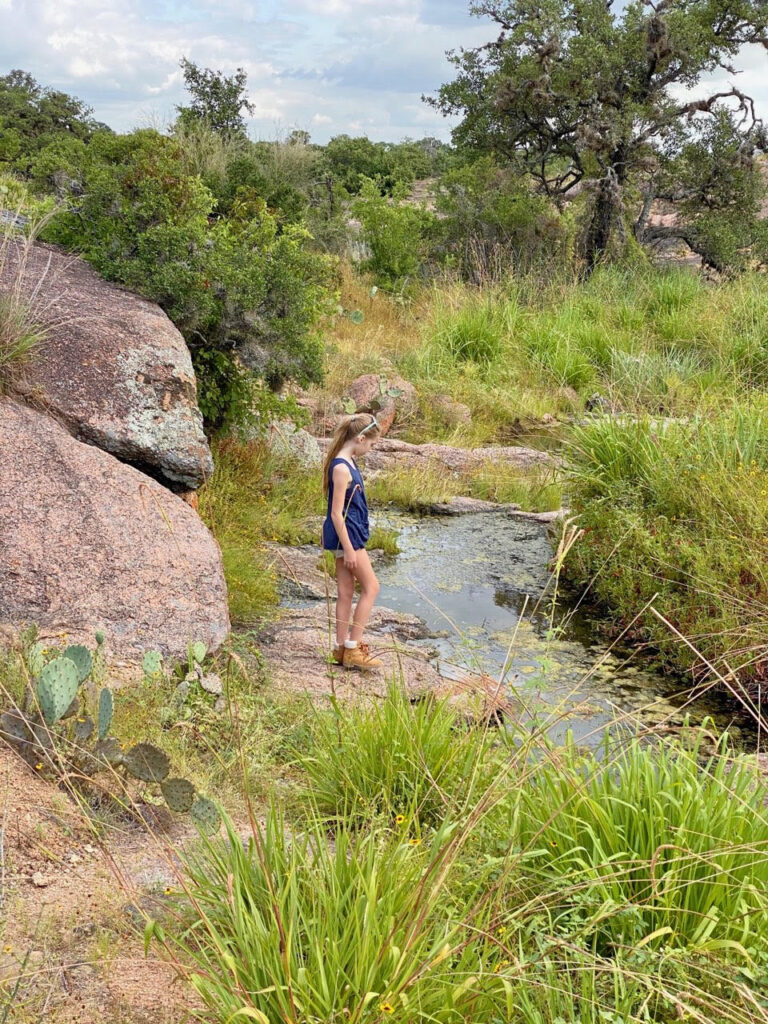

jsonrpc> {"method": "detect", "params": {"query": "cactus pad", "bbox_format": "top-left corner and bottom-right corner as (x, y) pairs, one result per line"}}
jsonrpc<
(61, 695), (80, 720)
(200, 673), (223, 695)
(72, 715), (93, 742)
(161, 777), (195, 813)
(28, 713), (54, 751)
(190, 641), (207, 665)
(95, 630), (105, 646)
(142, 650), (163, 679)
(123, 743), (170, 782)
(189, 796), (221, 834)
(26, 641), (47, 677)
(93, 737), (123, 766)
(98, 688), (113, 740)
(37, 657), (80, 726)
(0, 710), (33, 748)
(91, 645), (107, 686)
(63, 645), (93, 683)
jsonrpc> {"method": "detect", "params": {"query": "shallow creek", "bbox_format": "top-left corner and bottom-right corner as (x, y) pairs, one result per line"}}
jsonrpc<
(372, 509), (754, 750)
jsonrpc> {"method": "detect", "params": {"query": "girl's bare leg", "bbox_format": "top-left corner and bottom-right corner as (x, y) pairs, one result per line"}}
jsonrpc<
(349, 549), (380, 643)
(335, 559), (355, 647)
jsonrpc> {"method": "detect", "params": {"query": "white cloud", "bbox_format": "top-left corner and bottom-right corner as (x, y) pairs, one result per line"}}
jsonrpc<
(0, 0), (765, 145)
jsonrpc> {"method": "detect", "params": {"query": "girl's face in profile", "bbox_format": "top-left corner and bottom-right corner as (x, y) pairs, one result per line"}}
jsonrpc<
(352, 432), (377, 457)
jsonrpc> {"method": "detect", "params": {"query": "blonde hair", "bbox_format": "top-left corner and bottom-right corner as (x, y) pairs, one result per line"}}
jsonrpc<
(322, 413), (381, 493)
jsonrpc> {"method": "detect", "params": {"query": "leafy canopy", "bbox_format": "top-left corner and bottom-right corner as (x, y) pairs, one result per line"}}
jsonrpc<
(0, 70), (105, 177)
(432, 0), (768, 266)
(177, 58), (255, 138)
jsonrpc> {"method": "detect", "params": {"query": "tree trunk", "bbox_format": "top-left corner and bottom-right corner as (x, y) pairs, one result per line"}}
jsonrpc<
(638, 223), (730, 274)
(580, 166), (627, 273)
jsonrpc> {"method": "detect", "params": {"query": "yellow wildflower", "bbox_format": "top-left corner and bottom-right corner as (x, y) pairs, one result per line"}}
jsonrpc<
(408, 838), (421, 847)
(380, 1002), (395, 1014)
(395, 814), (405, 825)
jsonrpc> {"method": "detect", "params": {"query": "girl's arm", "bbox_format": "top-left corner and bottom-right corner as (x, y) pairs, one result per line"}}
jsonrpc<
(330, 463), (357, 569)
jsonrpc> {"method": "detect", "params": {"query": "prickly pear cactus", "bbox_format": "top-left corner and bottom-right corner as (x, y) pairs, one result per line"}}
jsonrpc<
(27, 713), (54, 751)
(26, 641), (47, 678)
(189, 641), (207, 666)
(189, 795), (221, 834)
(0, 709), (33, 748)
(122, 743), (170, 782)
(92, 737), (123, 766)
(61, 695), (80, 720)
(73, 715), (95, 742)
(37, 657), (80, 726)
(142, 650), (163, 679)
(62, 645), (93, 683)
(98, 688), (113, 740)
(161, 777), (195, 813)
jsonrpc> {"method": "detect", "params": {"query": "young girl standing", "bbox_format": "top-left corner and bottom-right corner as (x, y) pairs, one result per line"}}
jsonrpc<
(322, 413), (382, 670)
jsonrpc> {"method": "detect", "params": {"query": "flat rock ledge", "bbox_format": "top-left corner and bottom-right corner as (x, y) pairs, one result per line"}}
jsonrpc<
(424, 496), (566, 522)
(257, 605), (442, 701)
(257, 604), (518, 725)
(316, 436), (554, 473)
(1, 240), (212, 489)
(0, 398), (229, 659)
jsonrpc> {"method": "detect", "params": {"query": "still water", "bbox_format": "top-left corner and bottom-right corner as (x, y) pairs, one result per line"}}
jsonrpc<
(373, 509), (753, 749)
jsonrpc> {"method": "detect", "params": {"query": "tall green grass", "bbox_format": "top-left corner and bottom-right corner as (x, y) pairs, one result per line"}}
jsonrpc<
(154, 688), (768, 1023)
(516, 730), (768, 951)
(298, 683), (492, 825)
(566, 406), (768, 681)
(0, 208), (54, 394)
(398, 267), (768, 445)
(198, 438), (323, 621)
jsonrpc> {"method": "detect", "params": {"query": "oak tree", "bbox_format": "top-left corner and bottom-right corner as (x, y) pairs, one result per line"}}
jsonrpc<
(432, 0), (768, 269)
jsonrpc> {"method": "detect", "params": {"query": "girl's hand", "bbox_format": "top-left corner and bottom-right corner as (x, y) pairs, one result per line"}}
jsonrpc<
(344, 548), (357, 571)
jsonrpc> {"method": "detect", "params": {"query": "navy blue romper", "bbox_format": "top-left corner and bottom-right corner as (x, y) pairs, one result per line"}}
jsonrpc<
(322, 457), (370, 553)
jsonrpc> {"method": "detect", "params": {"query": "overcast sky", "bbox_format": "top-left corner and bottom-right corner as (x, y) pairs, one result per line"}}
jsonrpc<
(1, 0), (766, 144)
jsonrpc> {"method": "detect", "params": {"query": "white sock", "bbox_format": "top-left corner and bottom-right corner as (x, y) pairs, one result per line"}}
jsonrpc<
(344, 639), (358, 649)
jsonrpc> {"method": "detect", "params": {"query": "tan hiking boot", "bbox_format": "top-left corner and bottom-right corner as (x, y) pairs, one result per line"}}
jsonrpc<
(331, 645), (345, 665)
(342, 642), (383, 671)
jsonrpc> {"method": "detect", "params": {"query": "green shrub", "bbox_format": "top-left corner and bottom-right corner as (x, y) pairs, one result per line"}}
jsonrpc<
(43, 129), (335, 425)
(352, 177), (435, 287)
(434, 156), (572, 281)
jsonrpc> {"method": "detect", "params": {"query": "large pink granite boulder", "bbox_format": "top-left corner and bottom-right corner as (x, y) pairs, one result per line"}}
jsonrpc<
(0, 399), (229, 658)
(0, 240), (212, 489)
